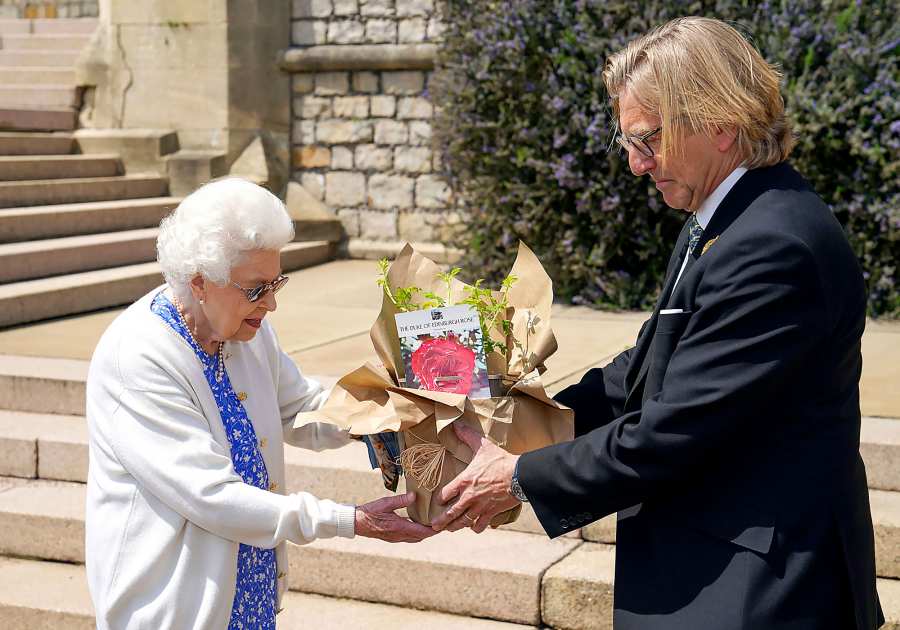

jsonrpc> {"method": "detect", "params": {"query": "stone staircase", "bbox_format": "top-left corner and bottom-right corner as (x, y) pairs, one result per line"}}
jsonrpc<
(0, 17), (172, 328)
(0, 352), (897, 628)
(0, 18), (341, 330)
(0, 130), (181, 327)
(0, 17), (96, 132)
(0, 151), (338, 326)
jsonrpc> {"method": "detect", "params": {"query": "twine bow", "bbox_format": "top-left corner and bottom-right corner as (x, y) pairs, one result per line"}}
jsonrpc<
(398, 429), (447, 492)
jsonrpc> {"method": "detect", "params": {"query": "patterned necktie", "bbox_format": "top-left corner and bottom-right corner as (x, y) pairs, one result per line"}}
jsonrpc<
(688, 213), (703, 254)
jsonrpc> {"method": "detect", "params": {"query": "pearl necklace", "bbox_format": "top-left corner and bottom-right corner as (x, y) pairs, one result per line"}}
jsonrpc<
(172, 295), (225, 382)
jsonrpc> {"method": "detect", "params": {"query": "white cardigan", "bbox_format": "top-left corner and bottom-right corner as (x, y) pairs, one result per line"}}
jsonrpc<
(85, 287), (356, 629)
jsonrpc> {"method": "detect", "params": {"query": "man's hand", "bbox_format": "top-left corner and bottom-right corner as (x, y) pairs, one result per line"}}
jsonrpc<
(431, 421), (521, 533)
(355, 492), (436, 543)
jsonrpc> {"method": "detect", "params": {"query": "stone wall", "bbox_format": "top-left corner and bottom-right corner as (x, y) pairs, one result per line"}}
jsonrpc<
(287, 0), (458, 255)
(0, 0), (98, 18)
(292, 0), (443, 47)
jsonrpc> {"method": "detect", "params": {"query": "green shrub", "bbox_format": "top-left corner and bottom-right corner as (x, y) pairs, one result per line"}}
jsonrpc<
(433, 0), (899, 316)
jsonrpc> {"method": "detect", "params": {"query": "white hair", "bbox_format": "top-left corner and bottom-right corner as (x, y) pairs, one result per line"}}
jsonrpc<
(156, 177), (294, 300)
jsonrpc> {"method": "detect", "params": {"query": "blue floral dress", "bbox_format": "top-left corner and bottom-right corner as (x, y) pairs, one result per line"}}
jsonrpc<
(152, 292), (277, 629)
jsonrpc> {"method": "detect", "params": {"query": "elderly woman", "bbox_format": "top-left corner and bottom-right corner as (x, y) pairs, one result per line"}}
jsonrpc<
(85, 178), (433, 630)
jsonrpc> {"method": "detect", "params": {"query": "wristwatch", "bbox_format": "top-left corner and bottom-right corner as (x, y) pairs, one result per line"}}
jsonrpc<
(509, 459), (529, 503)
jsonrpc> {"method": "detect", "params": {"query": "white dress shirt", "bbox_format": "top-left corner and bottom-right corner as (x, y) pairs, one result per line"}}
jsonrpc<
(85, 286), (356, 630)
(670, 166), (748, 292)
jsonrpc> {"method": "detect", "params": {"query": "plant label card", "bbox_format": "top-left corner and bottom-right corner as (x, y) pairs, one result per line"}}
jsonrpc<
(395, 305), (491, 399)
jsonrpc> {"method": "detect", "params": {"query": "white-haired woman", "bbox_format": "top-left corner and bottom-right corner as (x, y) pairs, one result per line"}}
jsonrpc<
(85, 178), (433, 630)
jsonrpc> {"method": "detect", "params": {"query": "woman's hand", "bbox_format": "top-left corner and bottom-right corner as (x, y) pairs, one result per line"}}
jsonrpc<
(355, 492), (437, 543)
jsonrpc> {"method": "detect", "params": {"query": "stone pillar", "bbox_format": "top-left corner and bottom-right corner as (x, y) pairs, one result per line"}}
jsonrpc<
(76, 0), (291, 193)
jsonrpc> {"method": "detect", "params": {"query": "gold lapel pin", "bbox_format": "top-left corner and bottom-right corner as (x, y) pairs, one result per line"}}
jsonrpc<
(701, 236), (719, 256)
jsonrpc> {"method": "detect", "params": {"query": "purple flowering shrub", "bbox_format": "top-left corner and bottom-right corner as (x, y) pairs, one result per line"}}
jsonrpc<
(763, 1), (899, 316)
(433, 0), (898, 316)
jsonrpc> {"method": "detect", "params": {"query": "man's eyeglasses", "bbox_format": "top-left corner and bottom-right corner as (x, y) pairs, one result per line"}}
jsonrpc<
(616, 127), (662, 158)
(230, 274), (289, 303)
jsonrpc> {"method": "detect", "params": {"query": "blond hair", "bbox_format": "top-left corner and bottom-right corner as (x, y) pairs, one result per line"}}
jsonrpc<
(603, 16), (794, 168)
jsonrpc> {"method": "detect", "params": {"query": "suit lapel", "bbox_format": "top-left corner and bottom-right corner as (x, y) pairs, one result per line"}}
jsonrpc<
(623, 223), (691, 404)
(689, 163), (787, 262)
(623, 163), (786, 408)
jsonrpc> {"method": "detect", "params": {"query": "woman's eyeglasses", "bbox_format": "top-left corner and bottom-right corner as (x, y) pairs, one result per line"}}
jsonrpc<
(230, 274), (289, 303)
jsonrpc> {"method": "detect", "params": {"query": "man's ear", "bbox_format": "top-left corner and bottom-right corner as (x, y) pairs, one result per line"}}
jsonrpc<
(715, 125), (738, 153)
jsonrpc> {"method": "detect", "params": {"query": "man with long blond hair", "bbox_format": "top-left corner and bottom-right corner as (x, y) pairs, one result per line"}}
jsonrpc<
(432, 16), (884, 629)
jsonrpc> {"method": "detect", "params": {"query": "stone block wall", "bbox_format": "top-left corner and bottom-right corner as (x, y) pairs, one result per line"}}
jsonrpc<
(291, 0), (443, 47)
(293, 0), (443, 46)
(0, 0), (98, 18)
(288, 0), (459, 251)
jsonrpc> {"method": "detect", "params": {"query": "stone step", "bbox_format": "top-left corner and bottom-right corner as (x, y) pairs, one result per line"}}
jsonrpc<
(0, 356), (89, 416)
(0, 412), (387, 501)
(0, 262), (162, 328)
(0, 34), (90, 50)
(0, 365), (898, 495)
(0, 557), (529, 630)
(282, 239), (337, 273)
(4, 411), (900, 557)
(0, 197), (179, 243)
(539, 542), (900, 630)
(0, 409), (549, 537)
(283, 590), (532, 629)
(0, 67), (75, 85)
(0, 85), (80, 109)
(0, 557), (94, 630)
(0, 241), (335, 327)
(0, 478), (578, 625)
(0, 411), (87, 480)
(0, 49), (80, 66)
(162, 148), (227, 196)
(0, 227), (158, 283)
(72, 128), (180, 174)
(0, 558), (897, 630)
(0, 107), (76, 131)
(861, 416), (900, 493)
(0, 20), (31, 35)
(0, 154), (120, 181)
(0, 409), (380, 488)
(0, 476), (896, 626)
(0, 131), (72, 155)
(0, 18), (98, 35)
(0, 50), (81, 66)
(288, 525), (577, 625)
(0, 174), (169, 208)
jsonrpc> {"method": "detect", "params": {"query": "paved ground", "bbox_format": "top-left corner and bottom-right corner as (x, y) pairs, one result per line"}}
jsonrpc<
(0, 259), (897, 417)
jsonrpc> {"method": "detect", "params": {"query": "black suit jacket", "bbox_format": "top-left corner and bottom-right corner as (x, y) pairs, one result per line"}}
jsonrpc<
(519, 163), (884, 629)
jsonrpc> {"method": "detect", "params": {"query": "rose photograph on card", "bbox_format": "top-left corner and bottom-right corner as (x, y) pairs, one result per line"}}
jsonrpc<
(395, 305), (491, 399)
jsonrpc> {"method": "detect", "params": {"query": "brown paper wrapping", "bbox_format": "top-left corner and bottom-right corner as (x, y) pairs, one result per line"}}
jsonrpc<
(294, 242), (574, 526)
